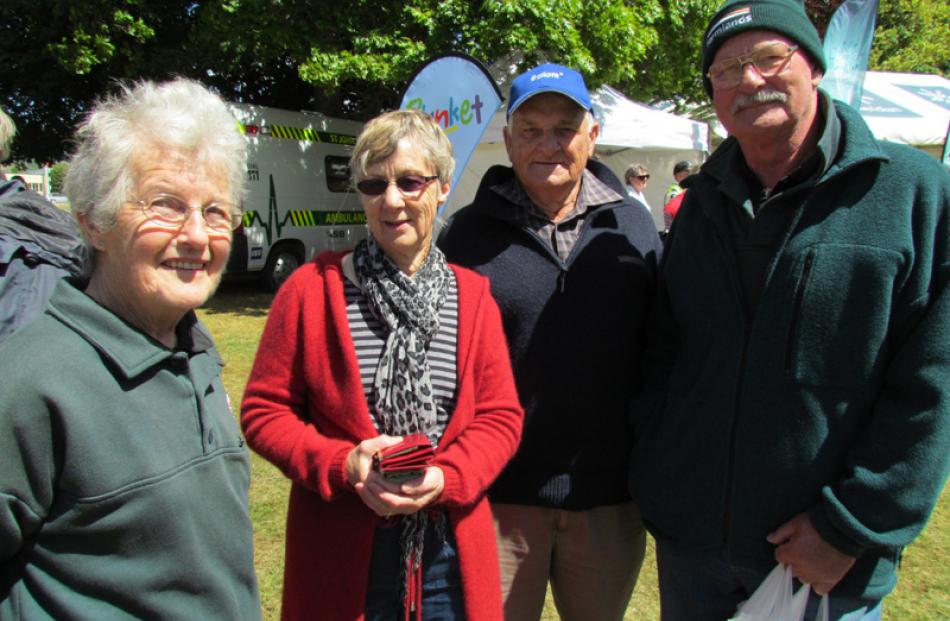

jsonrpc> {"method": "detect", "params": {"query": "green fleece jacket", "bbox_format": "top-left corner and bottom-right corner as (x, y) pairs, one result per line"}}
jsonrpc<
(0, 280), (260, 620)
(631, 95), (950, 599)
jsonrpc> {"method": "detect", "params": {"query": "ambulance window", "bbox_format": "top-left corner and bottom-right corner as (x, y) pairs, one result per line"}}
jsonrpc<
(325, 156), (353, 193)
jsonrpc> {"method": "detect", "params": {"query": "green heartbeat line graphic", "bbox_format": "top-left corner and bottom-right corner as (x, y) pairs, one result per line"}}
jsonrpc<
(241, 175), (287, 246)
(241, 174), (367, 247)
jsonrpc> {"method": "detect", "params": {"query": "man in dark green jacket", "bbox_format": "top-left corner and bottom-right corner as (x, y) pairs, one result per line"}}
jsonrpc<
(630, 0), (950, 619)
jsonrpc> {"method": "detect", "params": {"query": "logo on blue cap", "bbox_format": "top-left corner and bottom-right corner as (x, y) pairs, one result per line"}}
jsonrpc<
(507, 63), (593, 118)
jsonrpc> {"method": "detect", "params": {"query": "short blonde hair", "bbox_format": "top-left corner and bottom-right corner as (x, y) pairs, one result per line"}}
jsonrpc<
(350, 110), (455, 185)
(0, 108), (16, 162)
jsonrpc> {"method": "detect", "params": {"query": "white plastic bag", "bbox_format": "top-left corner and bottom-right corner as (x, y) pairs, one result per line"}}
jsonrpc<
(814, 593), (830, 621)
(729, 564), (830, 621)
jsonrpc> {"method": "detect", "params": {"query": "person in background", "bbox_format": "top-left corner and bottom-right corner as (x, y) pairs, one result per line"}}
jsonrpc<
(241, 109), (523, 621)
(661, 189), (689, 234)
(439, 63), (662, 621)
(663, 160), (692, 207)
(0, 109), (32, 197)
(0, 107), (87, 343)
(662, 160), (692, 230)
(0, 108), (15, 186)
(0, 78), (260, 619)
(631, 0), (950, 619)
(624, 162), (652, 214)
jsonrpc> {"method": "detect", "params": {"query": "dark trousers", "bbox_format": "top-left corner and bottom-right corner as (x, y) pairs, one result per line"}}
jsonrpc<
(365, 520), (465, 620)
(655, 541), (883, 621)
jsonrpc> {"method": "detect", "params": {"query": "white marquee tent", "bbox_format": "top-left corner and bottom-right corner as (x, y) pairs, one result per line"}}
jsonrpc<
(859, 71), (950, 160)
(443, 86), (710, 230)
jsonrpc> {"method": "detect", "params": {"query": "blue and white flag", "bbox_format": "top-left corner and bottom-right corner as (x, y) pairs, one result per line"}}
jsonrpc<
(400, 53), (503, 216)
(822, 0), (880, 107)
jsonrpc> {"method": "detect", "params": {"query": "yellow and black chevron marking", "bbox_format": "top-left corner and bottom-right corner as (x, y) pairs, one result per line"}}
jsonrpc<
(289, 209), (367, 226)
(288, 209), (316, 227)
(244, 209), (366, 228)
(240, 122), (356, 145)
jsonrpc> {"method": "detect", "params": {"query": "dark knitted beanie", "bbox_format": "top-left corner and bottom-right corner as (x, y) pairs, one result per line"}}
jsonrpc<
(701, 0), (826, 95)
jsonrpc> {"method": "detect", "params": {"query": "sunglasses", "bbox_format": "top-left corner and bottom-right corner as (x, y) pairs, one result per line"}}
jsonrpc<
(355, 175), (439, 196)
(635, 174), (650, 180)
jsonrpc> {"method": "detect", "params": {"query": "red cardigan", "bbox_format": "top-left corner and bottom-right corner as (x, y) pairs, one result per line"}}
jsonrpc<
(241, 252), (523, 621)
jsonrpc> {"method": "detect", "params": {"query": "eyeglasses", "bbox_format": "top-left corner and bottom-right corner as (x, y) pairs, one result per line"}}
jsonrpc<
(355, 175), (439, 196)
(707, 43), (799, 90)
(131, 194), (242, 232)
(635, 174), (650, 180)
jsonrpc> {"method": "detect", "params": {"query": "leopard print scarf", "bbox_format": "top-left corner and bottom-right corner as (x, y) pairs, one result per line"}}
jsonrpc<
(353, 234), (452, 445)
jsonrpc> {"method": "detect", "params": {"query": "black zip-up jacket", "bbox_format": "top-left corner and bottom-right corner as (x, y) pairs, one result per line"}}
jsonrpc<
(438, 159), (662, 510)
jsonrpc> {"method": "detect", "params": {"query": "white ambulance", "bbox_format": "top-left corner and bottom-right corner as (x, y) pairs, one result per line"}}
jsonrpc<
(227, 103), (367, 290)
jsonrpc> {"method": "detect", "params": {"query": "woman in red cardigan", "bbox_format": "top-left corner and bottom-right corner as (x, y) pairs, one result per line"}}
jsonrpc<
(241, 110), (523, 621)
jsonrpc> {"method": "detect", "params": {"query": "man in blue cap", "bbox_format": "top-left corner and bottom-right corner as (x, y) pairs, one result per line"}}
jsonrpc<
(630, 0), (950, 619)
(439, 63), (662, 620)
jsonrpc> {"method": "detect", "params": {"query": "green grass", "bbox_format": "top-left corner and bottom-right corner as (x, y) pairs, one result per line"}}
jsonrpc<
(199, 280), (950, 621)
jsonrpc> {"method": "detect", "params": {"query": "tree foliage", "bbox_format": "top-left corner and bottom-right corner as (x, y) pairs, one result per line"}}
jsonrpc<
(628, 0), (720, 107)
(49, 162), (69, 193)
(870, 0), (950, 76)
(1, 0), (946, 163)
(1, 0), (322, 162)
(2, 0), (724, 162)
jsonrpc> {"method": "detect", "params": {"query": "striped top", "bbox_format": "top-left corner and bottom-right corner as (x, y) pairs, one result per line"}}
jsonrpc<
(344, 275), (459, 442)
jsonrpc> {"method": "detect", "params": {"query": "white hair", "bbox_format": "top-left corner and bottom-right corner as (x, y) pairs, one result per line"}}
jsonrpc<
(507, 106), (596, 129)
(583, 110), (596, 132)
(0, 107), (16, 163)
(64, 78), (247, 230)
(625, 163), (649, 184)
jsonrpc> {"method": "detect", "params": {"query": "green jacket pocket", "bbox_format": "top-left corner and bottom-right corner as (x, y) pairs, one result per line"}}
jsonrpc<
(785, 244), (903, 388)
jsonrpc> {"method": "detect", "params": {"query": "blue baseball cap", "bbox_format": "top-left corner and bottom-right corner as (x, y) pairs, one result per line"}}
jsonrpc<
(507, 63), (593, 119)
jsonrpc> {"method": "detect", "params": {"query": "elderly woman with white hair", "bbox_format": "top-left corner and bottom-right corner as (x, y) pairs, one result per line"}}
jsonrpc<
(0, 78), (261, 619)
(242, 109), (523, 620)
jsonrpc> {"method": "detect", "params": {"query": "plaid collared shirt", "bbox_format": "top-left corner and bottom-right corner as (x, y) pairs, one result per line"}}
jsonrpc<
(491, 169), (623, 261)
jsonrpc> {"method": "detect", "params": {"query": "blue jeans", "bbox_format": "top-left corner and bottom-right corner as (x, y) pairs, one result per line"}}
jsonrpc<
(655, 541), (883, 621)
(365, 520), (465, 620)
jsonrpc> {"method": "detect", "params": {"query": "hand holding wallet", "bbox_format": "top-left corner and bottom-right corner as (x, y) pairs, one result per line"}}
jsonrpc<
(372, 433), (435, 482)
